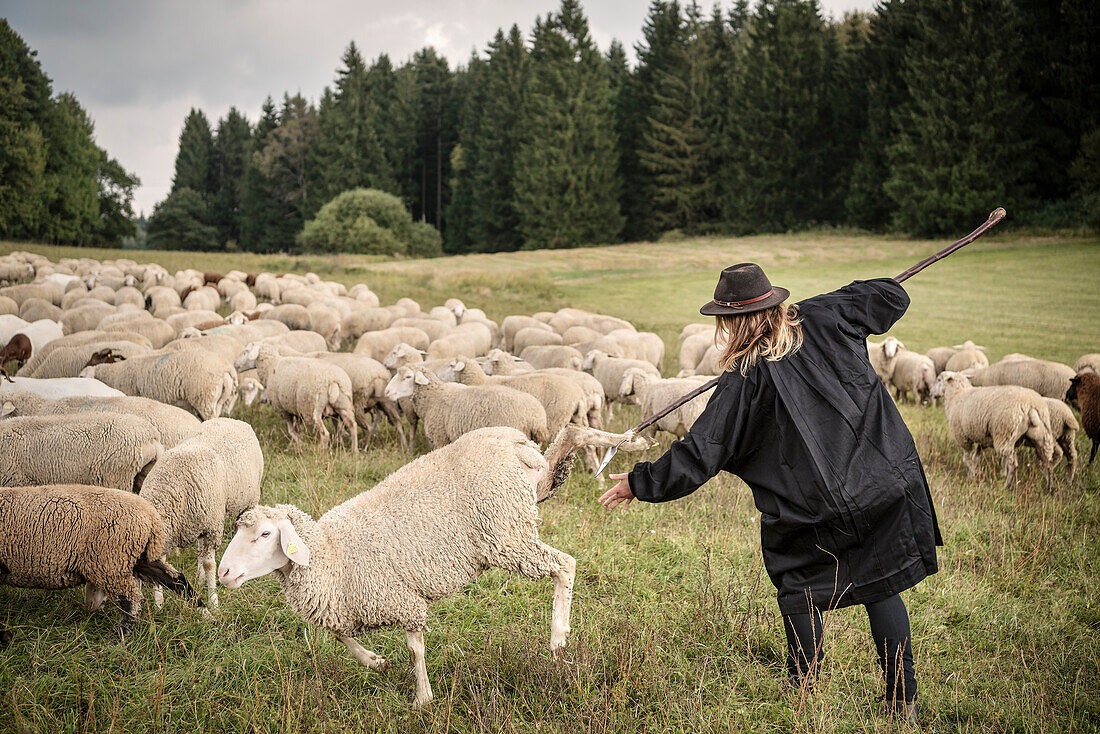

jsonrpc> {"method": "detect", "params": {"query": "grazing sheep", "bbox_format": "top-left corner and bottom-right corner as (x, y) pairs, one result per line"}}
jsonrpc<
(229, 288), (258, 313)
(80, 349), (238, 420)
(183, 286), (221, 312)
(514, 327), (563, 354)
(165, 310), (223, 335)
(385, 366), (550, 448)
(234, 342), (357, 451)
(0, 283), (61, 307)
(925, 346), (957, 374)
(306, 302), (343, 350)
(442, 358), (587, 436)
(588, 329), (664, 369)
(0, 484), (199, 640)
(355, 327), (431, 363)
(0, 296), (17, 315)
(502, 315), (553, 352)
(426, 331), (484, 361)
(520, 345), (584, 371)
(114, 286), (145, 309)
(679, 331), (716, 375)
(139, 418), (263, 609)
(1, 392), (201, 449)
(1042, 397), (1079, 480)
(301, 352), (407, 451)
(11, 319), (63, 356)
(1074, 354), (1100, 374)
(582, 350), (660, 419)
(481, 348), (535, 376)
(965, 358), (1076, 400)
(23, 340), (151, 379)
(5, 375), (124, 398)
(930, 372), (1055, 491)
(60, 302), (117, 334)
(393, 317), (451, 342)
(102, 318), (175, 348)
(890, 351), (937, 405)
(1066, 371), (1099, 466)
(679, 323), (715, 342)
(0, 414), (162, 492)
(261, 330), (327, 354)
(17, 330), (152, 377)
(383, 342), (429, 371)
(561, 325), (602, 347)
(944, 341), (989, 373)
(340, 308), (396, 340)
(18, 297), (62, 323)
(163, 334), (244, 365)
(619, 368), (712, 440)
(485, 354), (605, 429)
(0, 334), (32, 369)
(216, 424), (653, 707)
(866, 336), (904, 387)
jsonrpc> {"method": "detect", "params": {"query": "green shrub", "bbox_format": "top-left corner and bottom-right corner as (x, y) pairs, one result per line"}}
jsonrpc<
(298, 188), (440, 257)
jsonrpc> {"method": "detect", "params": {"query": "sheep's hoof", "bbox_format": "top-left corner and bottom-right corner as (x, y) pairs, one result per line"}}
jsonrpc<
(551, 647), (573, 665)
(411, 693), (433, 709)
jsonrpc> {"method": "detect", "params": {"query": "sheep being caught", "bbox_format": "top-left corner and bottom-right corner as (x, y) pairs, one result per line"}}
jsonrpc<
(216, 424), (654, 707)
(384, 366), (550, 448)
(0, 484), (200, 641)
(930, 371), (1055, 491)
(234, 342), (357, 451)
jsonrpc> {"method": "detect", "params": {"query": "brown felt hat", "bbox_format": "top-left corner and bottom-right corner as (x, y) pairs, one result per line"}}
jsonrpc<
(699, 263), (790, 316)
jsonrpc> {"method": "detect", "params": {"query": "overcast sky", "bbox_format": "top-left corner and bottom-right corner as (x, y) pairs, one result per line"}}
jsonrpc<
(4, 0), (876, 216)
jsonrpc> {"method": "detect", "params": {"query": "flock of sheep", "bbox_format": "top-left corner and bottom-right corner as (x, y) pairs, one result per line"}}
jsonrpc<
(866, 335), (1098, 491)
(0, 248), (1096, 707)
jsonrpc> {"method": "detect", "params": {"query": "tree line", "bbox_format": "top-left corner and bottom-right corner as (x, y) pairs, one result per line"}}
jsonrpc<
(0, 20), (140, 246)
(4, 1), (1097, 253)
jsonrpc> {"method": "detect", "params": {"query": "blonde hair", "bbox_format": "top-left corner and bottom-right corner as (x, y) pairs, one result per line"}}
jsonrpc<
(715, 303), (803, 375)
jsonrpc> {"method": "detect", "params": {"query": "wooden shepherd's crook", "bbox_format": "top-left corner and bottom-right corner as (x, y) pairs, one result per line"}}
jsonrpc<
(594, 206), (1008, 477)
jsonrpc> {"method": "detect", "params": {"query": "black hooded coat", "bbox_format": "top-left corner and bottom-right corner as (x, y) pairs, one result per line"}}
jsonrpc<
(628, 279), (942, 615)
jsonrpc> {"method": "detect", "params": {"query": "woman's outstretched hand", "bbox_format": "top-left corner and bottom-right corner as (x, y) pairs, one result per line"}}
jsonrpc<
(599, 473), (635, 510)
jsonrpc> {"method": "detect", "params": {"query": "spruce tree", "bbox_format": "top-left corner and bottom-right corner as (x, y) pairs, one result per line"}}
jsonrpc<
(0, 19), (50, 238)
(409, 48), (457, 231)
(240, 97), (283, 252)
(514, 1), (624, 248)
(885, 0), (1028, 235)
(365, 54), (405, 196)
(444, 52), (487, 253)
(210, 107), (251, 246)
(251, 94), (319, 250)
(721, 0), (841, 232)
(39, 92), (100, 243)
(172, 108), (215, 198)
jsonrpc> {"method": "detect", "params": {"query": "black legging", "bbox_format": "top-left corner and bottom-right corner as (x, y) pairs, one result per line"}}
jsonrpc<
(784, 594), (916, 702)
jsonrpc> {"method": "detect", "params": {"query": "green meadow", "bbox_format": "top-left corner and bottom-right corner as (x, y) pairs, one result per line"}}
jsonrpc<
(1, 232), (1098, 732)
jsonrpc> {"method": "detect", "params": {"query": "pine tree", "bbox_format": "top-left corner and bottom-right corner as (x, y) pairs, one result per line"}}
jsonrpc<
(252, 94), (320, 250)
(172, 108), (215, 198)
(240, 97), (283, 253)
(310, 42), (390, 217)
(210, 107), (251, 246)
(514, 1), (624, 248)
(444, 51), (487, 253)
(885, 0), (1028, 235)
(147, 187), (218, 250)
(365, 54), (405, 196)
(637, 2), (717, 234)
(409, 48), (457, 231)
(39, 92), (100, 244)
(721, 0), (842, 232)
(845, 0), (919, 229)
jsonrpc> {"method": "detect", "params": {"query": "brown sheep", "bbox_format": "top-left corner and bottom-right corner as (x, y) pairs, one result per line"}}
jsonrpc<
(203, 271), (223, 285)
(1066, 371), (1099, 466)
(0, 333), (32, 369)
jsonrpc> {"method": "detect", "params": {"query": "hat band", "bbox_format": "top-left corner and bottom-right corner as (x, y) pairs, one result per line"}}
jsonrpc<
(712, 289), (774, 309)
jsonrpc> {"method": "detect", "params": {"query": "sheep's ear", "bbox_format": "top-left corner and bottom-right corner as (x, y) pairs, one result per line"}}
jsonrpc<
(453, 360), (465, 372)
(414, 371), (430, 386)
(416, 349), (428, 356)
(1, 400), (14, 417)
(975, 344), (987, 351)
(277, 518), (310, 567)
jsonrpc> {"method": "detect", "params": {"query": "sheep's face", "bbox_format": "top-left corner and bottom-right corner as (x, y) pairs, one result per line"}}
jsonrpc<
(219, 510), (310, 589)
(619, 369), (639, 397)
(582, 350), (604, 371)
(438, 360), (466, 383)
(240, 378), (264, 406)
(227, 310), (249, 325)
(234, 342), (262, 372)
(385, 367), (425, 401)
(930, 371), (968, 399)
(883, 337), (901, 359)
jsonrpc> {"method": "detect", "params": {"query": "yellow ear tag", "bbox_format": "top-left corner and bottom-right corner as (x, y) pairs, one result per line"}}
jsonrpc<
(286, 543), (299, 554)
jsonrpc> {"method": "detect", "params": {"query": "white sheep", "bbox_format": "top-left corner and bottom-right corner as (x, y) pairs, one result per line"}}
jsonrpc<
(944, 340), (988, 373)
(582, 350), (660, 419)
(889, 350), (937, 405)
(384, 365), (549, 448)
(4, 375), (124, 398)
(234, 342), (357, 451)
(866, 336), (904, 387)
(965, 358), (1076, 400)
(930, 372), (1055, 491)
(355, 326), (431, 362)
(519, 345), (584, 370)
(925, 346), (956, 375)
(0, 391), (200, 448)
(139, 418), (263, 609)
(80, 349), (238, 420)
(216, 424), (654, 707)
(502, 315), (553, 352)
(619, 368), (712, 439)
(1042, 397), (1079, 480)
(0, 413), (162, 492)
(1074, 353), (1100, 374)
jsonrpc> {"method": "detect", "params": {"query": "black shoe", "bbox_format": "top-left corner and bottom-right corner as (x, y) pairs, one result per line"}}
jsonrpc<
(882, 697), (918, 727)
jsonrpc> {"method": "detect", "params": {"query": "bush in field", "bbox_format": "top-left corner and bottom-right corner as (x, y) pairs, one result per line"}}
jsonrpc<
(298, 188), (441, 257)
(146, 187), (219, 251)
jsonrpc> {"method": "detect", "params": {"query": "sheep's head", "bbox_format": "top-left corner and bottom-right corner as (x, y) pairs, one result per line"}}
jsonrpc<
(86, 348), (125, 367)
(240, 377), (264, 406)
(179, 326), (202, 339)
(930, 371), (970, 399)
(383, 343), (425, 370)
(226, 310), (249, 325)
(385, 366), (430, 401)
(0, 366), (12, 384)
(219, 506), (311, 588)
(882, 336), (903, 359)
(438, 359), (465, 383)
(619, 367), (650, 398)
(446, 298), (467, 320)
(234, 342), (263, 372)
(582, 350), (607, 372)
(952, 340), (986, 352)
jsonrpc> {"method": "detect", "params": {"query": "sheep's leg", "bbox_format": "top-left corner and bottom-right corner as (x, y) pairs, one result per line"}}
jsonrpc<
(198, 538), (219, 610)
(335, 632), (387, 670)
(117, 584), (143, 639)
(83, 583), (108, 612)
(961, 443), (980, 478)
(405, 629), (433, 708)
(284, 415), (303, 445)
(1061, 438), (1077, 481)
(495, 541), (577, 658)
(341, 409), (358, 453)
(380, 400), (408, 452)
(1089, 440), (1097, 466)
(587, 407), (602, 431)
(312, 405), (331, 448)
(1000, 450), (1018, 492)
(152, 554), (167, 609)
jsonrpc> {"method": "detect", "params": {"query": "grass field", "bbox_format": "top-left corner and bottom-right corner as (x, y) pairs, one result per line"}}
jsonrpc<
(1, 232), (1098, 732)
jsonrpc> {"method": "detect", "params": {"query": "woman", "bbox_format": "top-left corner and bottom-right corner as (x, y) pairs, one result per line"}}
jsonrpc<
(599, 263), (940, 723)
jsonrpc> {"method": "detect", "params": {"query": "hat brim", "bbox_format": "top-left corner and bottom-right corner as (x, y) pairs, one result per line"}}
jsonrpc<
(699, 286), (790, 316)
